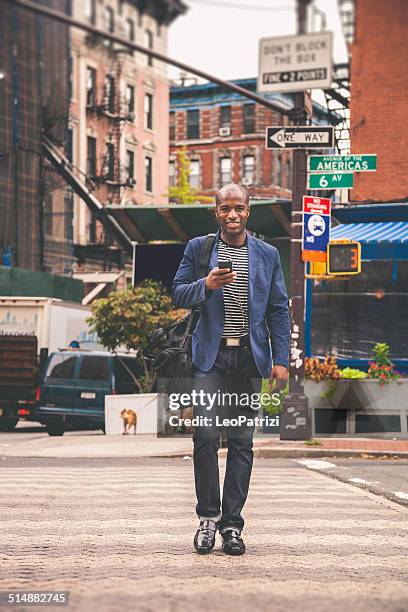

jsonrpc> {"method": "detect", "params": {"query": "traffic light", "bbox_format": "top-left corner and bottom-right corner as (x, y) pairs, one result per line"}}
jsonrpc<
(327, 240), (361, 275)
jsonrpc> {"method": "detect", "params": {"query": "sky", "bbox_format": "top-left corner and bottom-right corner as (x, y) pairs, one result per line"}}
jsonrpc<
(168, 0), (348, 83)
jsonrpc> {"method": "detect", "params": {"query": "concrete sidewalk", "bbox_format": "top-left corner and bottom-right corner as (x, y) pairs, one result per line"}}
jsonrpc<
(1, 428), (408, 459)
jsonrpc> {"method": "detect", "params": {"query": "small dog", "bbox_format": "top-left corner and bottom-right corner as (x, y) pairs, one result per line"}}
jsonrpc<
(181, 406), (193, 434)
(120, 409), (137, 435)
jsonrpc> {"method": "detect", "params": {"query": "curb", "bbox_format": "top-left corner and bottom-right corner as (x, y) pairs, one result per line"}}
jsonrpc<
(164, 448), (408, 460)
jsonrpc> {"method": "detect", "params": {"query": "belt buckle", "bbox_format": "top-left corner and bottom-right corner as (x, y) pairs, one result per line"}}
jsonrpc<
(226, 337), (240, 347)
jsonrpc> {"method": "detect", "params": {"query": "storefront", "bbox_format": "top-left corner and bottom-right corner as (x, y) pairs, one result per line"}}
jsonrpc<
(305, 203), (408, 372)
(305, 203), (408, 436)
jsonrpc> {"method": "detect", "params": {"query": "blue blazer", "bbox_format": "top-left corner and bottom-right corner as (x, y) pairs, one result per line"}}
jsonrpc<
(172, 229), (290, 378)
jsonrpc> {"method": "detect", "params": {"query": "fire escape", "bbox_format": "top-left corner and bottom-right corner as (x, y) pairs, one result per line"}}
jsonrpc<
(322, 0), (355, 155)
(324, 63), (351, 155)
(87, 54), (128, 205)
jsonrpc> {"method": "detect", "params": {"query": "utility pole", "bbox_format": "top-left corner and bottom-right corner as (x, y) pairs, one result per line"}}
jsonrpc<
(280, 0), (312, 440)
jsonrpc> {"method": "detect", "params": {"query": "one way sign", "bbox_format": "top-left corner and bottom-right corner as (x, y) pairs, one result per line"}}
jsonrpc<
(265, 126), (334, 149)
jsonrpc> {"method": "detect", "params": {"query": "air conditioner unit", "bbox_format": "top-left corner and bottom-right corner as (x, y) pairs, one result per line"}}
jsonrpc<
(219, 127), (231, 136)
(242, 177), (253, 186)
(127, 177), (135, 188)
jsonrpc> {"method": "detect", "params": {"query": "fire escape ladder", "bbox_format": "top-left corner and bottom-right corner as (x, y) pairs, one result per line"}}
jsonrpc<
(324, 62), (351, 154)
(42, 135), (132, 253)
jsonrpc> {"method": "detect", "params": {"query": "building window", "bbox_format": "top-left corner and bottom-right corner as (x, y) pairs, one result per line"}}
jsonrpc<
(104, 142), (115, 180)
(243, 155), (255, 185)
(220, 157), (232, 186)
(187, 109), (199, 139)
(68, 56), (73, 100)
(189, 160), (200, 188)
(277, 156), (282, 186)
(104, 75), (115, 113)
(286, 159), (292, 190)
(126, 17), (135, 42)
(86, 136), (97, 177)
(125, 84), (135, 119)
(66, 129), (73, 163)
(84, 0), (96, 24)
(145, 156), (153, 192)
(243, 103), (255, 133)
(145, 29), (153, 67)
(169, 111), (176, 140)
(220, 105), (231, 129)
(144, 93), (153, 130)
(88, 211), (97, 243)
(105, 6), (114, 33)
(86, 66), (96, 107)
(169, 160), (176, 187)
(126, 150), (135, 185)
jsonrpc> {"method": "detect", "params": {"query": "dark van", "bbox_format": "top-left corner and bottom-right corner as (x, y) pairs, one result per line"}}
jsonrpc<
(35, 350), (141, 436)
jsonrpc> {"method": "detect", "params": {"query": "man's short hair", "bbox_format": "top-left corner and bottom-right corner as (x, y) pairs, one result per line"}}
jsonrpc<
(215, 183), (250, 207)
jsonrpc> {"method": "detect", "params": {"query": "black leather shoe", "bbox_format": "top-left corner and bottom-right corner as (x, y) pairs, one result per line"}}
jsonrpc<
(221, 529), (246, 555)
(193, 519), (218, 554)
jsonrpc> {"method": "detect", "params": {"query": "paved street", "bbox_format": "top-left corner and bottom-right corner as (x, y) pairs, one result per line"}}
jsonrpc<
(296, 457), (408, 508)
(1, 457), (407, 612)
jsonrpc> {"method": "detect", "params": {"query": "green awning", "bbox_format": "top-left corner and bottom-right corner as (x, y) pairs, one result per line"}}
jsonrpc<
(105, 199), (291, 243)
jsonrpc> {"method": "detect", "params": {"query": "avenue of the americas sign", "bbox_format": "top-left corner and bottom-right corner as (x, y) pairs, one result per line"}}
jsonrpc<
(308, 154), (377, 173)
(258, 32), (333, 93)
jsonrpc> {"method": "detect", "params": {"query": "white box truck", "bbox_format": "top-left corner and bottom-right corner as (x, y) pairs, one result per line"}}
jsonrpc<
(0, 297), (99, 429)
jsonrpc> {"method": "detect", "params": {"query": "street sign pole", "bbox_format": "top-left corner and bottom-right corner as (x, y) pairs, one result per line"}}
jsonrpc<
(280, 0), (312, 441)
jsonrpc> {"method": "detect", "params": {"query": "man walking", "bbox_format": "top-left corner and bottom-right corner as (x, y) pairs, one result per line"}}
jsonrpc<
(172, 184), (290, 555)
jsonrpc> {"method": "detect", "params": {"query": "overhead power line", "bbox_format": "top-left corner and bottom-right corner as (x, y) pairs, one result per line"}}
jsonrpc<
(188, 0), (294, 11)
(6, 0), (291, 117)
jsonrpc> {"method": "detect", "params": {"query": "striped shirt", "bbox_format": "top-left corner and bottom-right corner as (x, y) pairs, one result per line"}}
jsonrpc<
(218, 238), (249, 337)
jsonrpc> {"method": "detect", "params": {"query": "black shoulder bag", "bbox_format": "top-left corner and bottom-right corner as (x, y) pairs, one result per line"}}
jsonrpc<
(144, 234), (215, 394)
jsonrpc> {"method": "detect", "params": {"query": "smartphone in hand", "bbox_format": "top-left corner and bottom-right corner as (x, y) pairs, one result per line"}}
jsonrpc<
(217, 259), (233, 272)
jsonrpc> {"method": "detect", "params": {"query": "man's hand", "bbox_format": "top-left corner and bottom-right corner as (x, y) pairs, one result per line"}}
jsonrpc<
(205, 267), (237, 290)
(268, 365), (288, 393)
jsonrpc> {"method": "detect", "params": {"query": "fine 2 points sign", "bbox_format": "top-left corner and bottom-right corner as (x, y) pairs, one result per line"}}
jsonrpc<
(258, 32), (333, 93)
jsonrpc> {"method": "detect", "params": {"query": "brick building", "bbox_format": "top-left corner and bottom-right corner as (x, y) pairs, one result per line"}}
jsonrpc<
(0, 0), (185, 277)
(169, 78), (332, 200)
(349, 0), (408, 202)
(66, 0), (185, 274)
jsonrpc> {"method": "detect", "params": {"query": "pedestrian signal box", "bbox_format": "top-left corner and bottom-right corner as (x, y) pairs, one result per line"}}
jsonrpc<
(327, 240), (361, 275)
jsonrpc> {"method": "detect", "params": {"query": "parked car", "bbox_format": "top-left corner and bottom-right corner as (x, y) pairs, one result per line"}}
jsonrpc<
(34, 350), (142, 436)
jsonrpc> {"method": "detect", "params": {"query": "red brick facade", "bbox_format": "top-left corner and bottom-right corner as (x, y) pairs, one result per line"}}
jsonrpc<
(350, 0), (408, 202)
(169, 94), (293, 200)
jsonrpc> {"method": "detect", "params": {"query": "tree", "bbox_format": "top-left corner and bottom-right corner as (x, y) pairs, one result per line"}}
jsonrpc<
(168, 147), (212, 204)
(87, 280), (185, 392)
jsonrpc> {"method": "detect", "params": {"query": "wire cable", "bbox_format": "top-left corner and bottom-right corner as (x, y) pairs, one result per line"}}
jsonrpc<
(188, 0), (294, 12)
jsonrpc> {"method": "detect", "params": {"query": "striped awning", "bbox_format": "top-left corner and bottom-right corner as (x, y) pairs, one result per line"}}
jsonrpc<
(331, 221), (408, 243)
(330, 221), (408, 259)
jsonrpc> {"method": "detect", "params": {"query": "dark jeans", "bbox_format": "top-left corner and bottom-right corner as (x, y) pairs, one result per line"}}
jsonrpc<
(192, 345), (262, 532)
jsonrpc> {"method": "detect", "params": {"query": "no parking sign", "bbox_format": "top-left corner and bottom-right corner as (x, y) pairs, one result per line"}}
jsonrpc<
(302, 196), (331, 262)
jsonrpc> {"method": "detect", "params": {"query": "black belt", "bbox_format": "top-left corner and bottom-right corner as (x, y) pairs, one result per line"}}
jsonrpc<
(220, 335), (251, 349)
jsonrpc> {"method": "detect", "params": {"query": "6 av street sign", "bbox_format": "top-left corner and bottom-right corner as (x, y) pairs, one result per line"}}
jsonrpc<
(266, 126), (334, 149)
(308, 154), (377, 173)
(307, 173), (354, 190)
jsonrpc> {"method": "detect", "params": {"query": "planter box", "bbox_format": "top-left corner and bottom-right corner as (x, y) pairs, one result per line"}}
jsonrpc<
(306, 379), (408, 435)
(306, 379), (408, 411)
